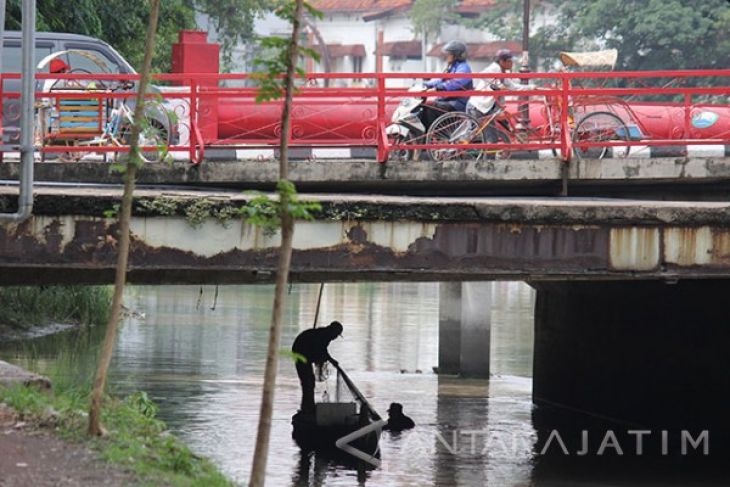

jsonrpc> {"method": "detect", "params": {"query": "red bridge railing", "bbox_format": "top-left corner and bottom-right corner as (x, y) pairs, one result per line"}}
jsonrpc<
(0, 69), (728, 165)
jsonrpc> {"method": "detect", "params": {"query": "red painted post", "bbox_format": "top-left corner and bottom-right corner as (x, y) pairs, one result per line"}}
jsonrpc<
(375, 33), (385, 161)
(376, 74), (387, 163)
(684, 93), (692, 139)
(189, 77), (198, 163)
(0, 73), (4, 164)
(560, 76), (572, 163)
(171, 31), (219, 144)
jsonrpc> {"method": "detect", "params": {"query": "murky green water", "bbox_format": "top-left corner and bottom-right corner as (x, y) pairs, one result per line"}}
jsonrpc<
(0, 282), (588, 486)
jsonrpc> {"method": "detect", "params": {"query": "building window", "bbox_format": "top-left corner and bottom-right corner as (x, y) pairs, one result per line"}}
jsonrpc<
(353, 56), (363, 73)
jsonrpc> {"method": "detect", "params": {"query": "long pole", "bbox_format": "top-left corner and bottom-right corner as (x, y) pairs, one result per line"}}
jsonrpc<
(0, 0), (35, 223)
(421, 29), (427, 74)
(312, 282), (325, 328)
(519, 0), (530, 127)
(331, 362), (381, 420)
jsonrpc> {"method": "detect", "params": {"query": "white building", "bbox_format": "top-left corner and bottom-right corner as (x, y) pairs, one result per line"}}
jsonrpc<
(199, 1), (556, 84)
(307, 0), (520, 84)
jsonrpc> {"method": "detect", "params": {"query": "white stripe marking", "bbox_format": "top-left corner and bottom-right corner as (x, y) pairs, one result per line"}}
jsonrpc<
(311, 148), (353, 159)
(236, 149), (275, 160)
(687, 145), (726, 158)
(621, 145), (651, 158)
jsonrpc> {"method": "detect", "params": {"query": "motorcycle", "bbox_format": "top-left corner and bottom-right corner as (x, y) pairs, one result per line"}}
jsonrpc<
(385, 86), (428, 161)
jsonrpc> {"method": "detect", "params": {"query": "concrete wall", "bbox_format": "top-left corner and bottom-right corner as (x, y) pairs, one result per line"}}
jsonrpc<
(533, 280), (730, 436)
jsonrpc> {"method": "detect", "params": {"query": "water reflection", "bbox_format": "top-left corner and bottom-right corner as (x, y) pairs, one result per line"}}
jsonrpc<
(434, 378), (489, 486)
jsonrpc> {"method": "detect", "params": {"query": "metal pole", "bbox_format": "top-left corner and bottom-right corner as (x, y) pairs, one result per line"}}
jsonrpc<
(0, 0), (35, 223)
(421, 29), (427, 74)
(0, 0), (6, 81)
(0, 0), (6, 164)
(312, 282), (325, 328)
(519, 0), (530, 128)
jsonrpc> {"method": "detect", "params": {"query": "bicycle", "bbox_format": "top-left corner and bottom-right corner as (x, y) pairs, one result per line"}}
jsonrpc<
(45, 81), (172, 163)
(425, 91), (632, 162)
(424, 93), (560, 162)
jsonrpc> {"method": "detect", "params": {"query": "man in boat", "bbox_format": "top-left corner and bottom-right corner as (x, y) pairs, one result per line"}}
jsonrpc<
(383, 402), (415, 432)
(292, 321), (343, 414)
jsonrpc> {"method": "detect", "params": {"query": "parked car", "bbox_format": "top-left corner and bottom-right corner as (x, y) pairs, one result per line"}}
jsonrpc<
(1, 31), (176, 148)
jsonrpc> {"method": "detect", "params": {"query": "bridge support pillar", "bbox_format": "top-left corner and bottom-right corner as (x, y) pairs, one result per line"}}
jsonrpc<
(533, 280), (730, 437)
(438, 282), (492, 378)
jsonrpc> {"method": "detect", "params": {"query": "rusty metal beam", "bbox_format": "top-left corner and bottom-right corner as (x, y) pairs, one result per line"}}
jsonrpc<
(2, 188), (730, 285)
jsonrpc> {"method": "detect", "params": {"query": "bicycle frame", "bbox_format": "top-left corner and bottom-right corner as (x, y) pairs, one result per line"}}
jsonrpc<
(102, 102), (134, 146)
(472, 96), (562, 155)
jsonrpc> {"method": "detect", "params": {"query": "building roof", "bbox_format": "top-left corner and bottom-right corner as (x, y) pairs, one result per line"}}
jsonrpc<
(428, 41), (521, 60)
(311, 0), (497, 16)
(455, 0), (499, 16)
(311, 0), (410, 13)
(380, 40), (421, 58)
(315, 43), (367, 58)
(362, 4), (410, 21)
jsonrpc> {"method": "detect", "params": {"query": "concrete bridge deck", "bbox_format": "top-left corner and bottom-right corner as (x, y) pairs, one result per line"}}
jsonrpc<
(3, 155), (730, 197)
(2, 185), (730, 285)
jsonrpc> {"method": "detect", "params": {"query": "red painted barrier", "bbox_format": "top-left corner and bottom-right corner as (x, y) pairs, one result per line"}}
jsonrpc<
(0, 69), (728, 164)
(206, 71), (730, 163)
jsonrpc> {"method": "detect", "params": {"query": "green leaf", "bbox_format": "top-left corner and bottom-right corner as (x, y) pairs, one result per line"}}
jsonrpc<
(280, 349), (308, 364)
(103, 204), (120, 219)
(109, 163), (127, 175)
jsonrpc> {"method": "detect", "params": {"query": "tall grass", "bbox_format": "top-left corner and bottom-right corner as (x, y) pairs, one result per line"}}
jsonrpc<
(0, 286), (112, 329)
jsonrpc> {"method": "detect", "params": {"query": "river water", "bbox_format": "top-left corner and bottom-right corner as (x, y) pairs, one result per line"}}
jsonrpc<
(1, 282), (721, 486)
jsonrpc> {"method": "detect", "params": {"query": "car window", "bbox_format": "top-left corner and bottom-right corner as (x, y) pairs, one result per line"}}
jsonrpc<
(1, 43), (54, 72)
(65, 48), (121, 74)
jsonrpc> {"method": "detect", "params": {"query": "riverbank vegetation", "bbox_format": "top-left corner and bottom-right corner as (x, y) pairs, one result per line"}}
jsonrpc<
(0, 286), (112, 332)
(0, 384), (232, 486)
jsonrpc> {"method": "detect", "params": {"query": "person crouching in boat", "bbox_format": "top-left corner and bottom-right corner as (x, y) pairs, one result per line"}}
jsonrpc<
(292, 321), (343, 413)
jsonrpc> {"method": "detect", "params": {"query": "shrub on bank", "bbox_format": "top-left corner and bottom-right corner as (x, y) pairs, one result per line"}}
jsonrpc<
(0, 385), (232, 486)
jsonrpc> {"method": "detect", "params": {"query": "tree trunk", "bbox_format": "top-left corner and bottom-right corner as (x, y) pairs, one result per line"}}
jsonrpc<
(248, 1), (304, 485)
(88, 0), (161, 437)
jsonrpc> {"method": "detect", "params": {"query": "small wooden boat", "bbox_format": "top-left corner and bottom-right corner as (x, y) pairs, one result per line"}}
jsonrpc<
(292, 362), (383, 465)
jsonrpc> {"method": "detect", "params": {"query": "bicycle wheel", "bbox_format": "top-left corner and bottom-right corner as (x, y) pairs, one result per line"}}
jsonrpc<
(387, 134), (413, 162)
(119, 101), (172, 163)
(58, 140), (84, 163)
(482, 123), (512, 160)
(425, 112), (483, 162)
(572, 111), (630, 161)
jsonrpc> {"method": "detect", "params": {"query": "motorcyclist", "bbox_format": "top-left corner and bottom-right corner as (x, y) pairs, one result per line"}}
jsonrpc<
(419, 40), (473, 130)
(467, 49), (535, 118)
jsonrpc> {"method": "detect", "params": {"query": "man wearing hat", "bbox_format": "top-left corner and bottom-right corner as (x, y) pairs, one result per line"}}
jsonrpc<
(291, 321), (343, 413)
(384, 402), (415, 432)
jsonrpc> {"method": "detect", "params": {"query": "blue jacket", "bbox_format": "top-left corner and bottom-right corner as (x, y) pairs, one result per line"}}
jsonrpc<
(425, 59), (473, 111)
